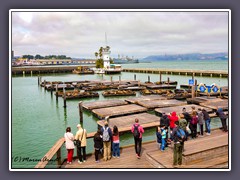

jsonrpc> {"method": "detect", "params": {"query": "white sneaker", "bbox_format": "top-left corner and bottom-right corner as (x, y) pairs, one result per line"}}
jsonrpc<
(78, 160), (82, 164)
(69, 162), (72, 165)
(206, 133), (211, 135)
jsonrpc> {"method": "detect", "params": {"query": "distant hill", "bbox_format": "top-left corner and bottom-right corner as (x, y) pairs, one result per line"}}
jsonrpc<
(141, 53), (228, 61)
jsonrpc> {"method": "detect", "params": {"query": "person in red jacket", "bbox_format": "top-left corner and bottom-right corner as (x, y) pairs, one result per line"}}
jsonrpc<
(169, 111), (179, 140)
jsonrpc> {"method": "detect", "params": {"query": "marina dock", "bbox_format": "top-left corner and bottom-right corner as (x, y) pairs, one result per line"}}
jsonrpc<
(92, 104), (148, 119)
(97, 113), (160, 132)
(82, 100), (128, 110)
(136, 99), (187, 109)
(123, 68), (228, 77)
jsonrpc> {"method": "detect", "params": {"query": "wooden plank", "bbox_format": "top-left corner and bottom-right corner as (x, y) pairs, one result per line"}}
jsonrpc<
(97, 113), (160, 132)
(92, 104), (148, 119)
(125, 95), (167, 104)
(82, 100), (128, 110)
(137, 99), (187, 109)
(155, 104), (213, 116)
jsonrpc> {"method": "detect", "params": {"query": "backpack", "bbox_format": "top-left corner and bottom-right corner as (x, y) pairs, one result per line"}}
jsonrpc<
(176, 128), (186, 142)
(102, 127), (110, 142)
(133, 124), (140, 138)
(191, 116), (198, 125)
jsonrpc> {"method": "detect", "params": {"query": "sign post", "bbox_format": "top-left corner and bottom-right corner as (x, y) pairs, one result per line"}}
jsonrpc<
(189, 79), (195, 98)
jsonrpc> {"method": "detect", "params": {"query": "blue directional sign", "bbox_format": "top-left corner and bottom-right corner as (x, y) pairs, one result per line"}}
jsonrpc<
(189, 79), (194, 85)
(212, 86), (219, 93)
(199, 86), (206, 92)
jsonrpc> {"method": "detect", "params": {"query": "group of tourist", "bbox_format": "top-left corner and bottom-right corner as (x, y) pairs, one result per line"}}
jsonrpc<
(64, 106), (227, 166)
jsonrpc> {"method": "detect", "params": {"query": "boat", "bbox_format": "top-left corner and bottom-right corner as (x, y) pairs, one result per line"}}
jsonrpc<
(72, 66), (94, 74)
(113, 55), (139, 64)
(93, 68), (105, 74)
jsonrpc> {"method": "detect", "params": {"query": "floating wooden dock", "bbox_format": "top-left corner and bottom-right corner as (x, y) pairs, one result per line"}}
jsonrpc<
(97, 113), (160, 131)
(123, 68), (228, 78)
(102, 90), (136, 97)
(187, 96), (218, 104)
(92, 104), (148, 119)
(82, 100), (128, 110)
(146, 84), (177, 90)
(200, 98), (228, 110)
(155, 104), (213, 116)
(137, 99), (187, 109)
(125, 95), (167, 104)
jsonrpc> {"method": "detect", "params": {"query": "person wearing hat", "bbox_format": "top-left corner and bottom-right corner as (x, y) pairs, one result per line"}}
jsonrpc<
(75, 124), (87, 164)
(101, 119), (113, 161)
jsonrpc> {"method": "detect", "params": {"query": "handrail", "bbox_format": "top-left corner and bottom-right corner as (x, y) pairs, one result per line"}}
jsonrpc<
(35, 132), (95, 168)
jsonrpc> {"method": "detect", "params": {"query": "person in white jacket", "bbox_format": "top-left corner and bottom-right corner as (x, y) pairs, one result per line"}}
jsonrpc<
(75, 124), (87, 164)
(64, 127), (75, 164)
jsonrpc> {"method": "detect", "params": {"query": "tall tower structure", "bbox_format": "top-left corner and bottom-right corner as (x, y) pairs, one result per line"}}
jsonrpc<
(103, 46), (111, 68)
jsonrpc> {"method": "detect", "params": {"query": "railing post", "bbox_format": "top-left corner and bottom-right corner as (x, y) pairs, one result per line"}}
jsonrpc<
(57, 148), (61, 168)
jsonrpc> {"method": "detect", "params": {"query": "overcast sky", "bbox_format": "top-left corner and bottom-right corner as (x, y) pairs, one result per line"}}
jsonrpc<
(11, 10), (229, 59)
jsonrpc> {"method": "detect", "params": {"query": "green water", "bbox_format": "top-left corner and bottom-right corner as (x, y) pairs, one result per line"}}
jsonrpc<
(11, 61), (228, 168)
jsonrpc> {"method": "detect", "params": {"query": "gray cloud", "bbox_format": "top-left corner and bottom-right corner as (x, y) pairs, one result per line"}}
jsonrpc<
(11, 11), (229, 58)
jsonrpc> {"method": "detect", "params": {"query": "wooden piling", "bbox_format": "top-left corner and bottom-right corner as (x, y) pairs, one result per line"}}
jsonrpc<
(78, 101), (83, 123)
(119, 76), (121, 83)
(148, 75), (150, 83)
(38, 76), (40, 86)
(159, 72), (162, 83)
(111, 76), (113, 83)
(134, 74), (136, 81)
(50, 82), (53, 94)
(192, 73), (194, 80)
(167, 77), (170, 85)
(44, 80), (46, 89)
(56, 84), (59, 101)
(63, 88), (67, 108)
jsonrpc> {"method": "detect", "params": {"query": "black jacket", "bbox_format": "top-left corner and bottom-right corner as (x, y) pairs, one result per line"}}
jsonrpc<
(160, 115), (170, 127)
(93, 133), (103, 149)
(202, 109), (210, 120)
(182, 112), (192, 123)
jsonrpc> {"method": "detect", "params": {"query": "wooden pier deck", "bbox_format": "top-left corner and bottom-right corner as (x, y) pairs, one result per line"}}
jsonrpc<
(92, 104), (148, 119)
(137, 99), (187, 109)
(61, 129), (228, 169)
(146, 130), (228, 168)
(97, 113), (160, 131)
(155, 104), (213, 116)
(123, 68), (228, 78)
(125, 95), (167, 104)
(82, 100), (128, 110)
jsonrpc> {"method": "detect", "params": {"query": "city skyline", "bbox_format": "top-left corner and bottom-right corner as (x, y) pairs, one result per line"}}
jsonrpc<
(11, 10), (229, 59)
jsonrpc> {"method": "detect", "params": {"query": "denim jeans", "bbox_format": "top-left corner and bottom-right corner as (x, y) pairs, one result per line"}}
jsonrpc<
(205, 119), (211, 133)
(112, 142), (120, 157)
(161, 138), (166, 151)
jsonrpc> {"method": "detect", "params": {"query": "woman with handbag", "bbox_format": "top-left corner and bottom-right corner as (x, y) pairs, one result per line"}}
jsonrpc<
(75, 124), (87, 164)
(64, 127), (75, 164)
